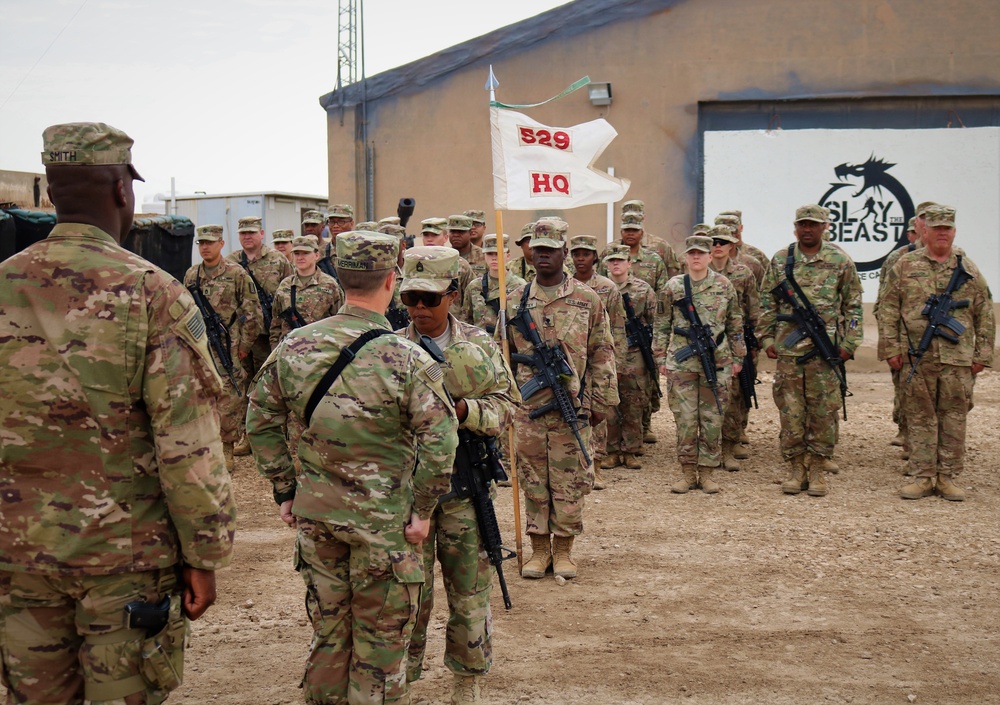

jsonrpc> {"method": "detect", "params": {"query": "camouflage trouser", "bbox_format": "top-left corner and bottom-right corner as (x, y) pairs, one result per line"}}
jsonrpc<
(891, 367), (907, 436)
(607, 368), (653, 455)
(772, 356), (841, 460)
(590, 419), (608, 464)
(407, 497), (493, 683)
(210, 343), (247, 444)
(641, 391), (660, 431)
(240, 334), (273, 435)
(295, 519), (422, 705)
(0, 567), (185, 705)
(901, 362), (973, 478)
(666, 369), (730, 467)
(515, 406), (593, 537)
(722, 374), (750, 444)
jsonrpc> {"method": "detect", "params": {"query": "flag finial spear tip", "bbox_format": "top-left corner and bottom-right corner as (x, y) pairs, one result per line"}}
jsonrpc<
(486, 65), (499, 92)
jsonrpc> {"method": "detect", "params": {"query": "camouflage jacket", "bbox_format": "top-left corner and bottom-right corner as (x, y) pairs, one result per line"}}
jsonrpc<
(736, 249), (767, 289)
(599, 241), (668, 292)
(656, 270), (746, 372)
(499, 275), (620, 416)
(247, 305), (457, 572)
(458, 243), (488, 277)
(575, 272), (628, 365)
(878, 249), (995, 368)
(710, 257), (761, 332)
(643, 233), (682, 279)
(269, 269), (344, 348)
(462, 271), (526, 334)
(228, 245), (294, 335)
(738, 241), (771, 271)
(616, 275), (660, 376)
(758, 242), (864, 358)
(183, 259), (262, 359)
(506, 254), (536, 283)
(873, 242), (921, 321)
(0, 224), (236, 576)
(451, 256), (475, 322)
(399, 315), (521, 436)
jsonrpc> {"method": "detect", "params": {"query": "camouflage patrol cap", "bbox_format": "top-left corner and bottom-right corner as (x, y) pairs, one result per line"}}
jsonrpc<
(622, 199), (645, 213)
(714, 214), (740, 228)
(271, 229), (294, 243)
(794, 204), (827, 223)
(441, 341), (498, 399)
(238, 216), (263, 232)
(621, 212), (645, 230)
(421, 218), (447, 235)
(482, 234), (509, 254)
(195, 224), (224, 242)
(355, 221), (379, 231)
(530, 219), (568, 248)
(336, 231), (398, 271)
(719, 209), (743, 222)
(709, 225), (738, 243)
(328, 204), (355, 219)
(923, 205), (956, 228)
(301, 210), (324, 225)
(684, 235), (713, 254)
(604, 243), (631, 261)
(464, 209), (486, 224)
(447, 215), (473, 231)
(916, 201), (939, 218)
(401, 246), (460, 294)
(907, 217), (917, 232)
(41, 122), (145, 182)
(692, 223), (714, 235)
(569, 234), (599, 252)
(515, 222), (535, 243)
(379, 216), (401, 226)
(378, 223), (407, 239)
(292, 235), (320, 253)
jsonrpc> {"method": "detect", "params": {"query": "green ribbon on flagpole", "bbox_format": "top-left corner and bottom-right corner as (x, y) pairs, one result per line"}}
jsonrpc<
(490, 76), (591, 109)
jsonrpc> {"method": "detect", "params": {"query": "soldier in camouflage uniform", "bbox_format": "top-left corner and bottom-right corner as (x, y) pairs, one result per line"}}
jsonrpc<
(717, 210), (771, 287)
(707, 226), (761, 472)
(269, 235), (344, 347)
(464, 209), (487, 248)
(622, 200), (682, 278)
(272, 228), (295, 261)
(449, 214), (487, 277)
(184, 224), (262, 469)
(506, 223), (537, 282)
(462, 233), (526, 334)
(247, 232), (458, 705)
(879, 205), (995, 502)
(302, 209), (326, 239)
(759, 205), (864, 497)
(422, 217), (474, 321)
(396, 247), (519, 705)
(656, 235), (745, 494)
(316, 204), (355, 275)
(571, 234), (627, 482)
(499, 220), (619, 580)
(603, 244), (660, 470)
(0, 122), (235, 705)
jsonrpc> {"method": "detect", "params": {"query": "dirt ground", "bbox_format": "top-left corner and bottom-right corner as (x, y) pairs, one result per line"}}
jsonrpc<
(153, 364), (999, 705)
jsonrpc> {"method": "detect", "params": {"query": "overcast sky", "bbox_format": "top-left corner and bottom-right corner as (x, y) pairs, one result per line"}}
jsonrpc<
(0, 0), (570, 207)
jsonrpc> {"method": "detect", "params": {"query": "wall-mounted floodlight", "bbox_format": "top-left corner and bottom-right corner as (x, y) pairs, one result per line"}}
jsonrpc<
(588, 82), (612, 106)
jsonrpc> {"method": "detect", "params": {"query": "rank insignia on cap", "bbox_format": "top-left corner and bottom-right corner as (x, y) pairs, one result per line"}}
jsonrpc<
(416, 262), (424, 272)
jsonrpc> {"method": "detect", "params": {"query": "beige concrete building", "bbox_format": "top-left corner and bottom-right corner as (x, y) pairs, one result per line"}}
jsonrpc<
(0, 170), (51, 211)
(321, 0), (1000, 254)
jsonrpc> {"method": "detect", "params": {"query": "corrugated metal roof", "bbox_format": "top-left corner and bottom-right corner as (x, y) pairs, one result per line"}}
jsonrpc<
(318, 0), (681, 110)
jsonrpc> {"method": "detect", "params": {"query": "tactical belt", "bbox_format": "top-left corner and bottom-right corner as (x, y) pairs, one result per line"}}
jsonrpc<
(304, 329), (392, 425)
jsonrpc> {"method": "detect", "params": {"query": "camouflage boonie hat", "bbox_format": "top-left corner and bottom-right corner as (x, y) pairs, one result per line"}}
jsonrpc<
(447, 215), (473, 231)
(41, 122), (145, 182)
(379, 216), (401, 226)
(907, 217), (917, 232)
(272, 229), (294, 243)
(301, 210), (324, 225)
(355, 221), (379, 231)
(421, 218), (447, 235)
(515, 222), (535, 243)
(464, 209), (486, 224)
(604, 243), (631, 261)
(916, 201), (939, 218)
(401, 246), (460, 294)
(621, 212), (644, 230)
(794, 204), (827, 223)
(684, 235), (713, 253)
(622, 200), (645, 214)
(569, 235), (599, 252)
(195, 224), (223, 242)
(292, 235), (320, 253)
(482, 234), (508, 254)
(336, 231), (398, 271)
(923, 205), (956, 228)
(530, 219), (568, 248)
(378, 223), (407, 239)
(714, 214), (740, 229)
(441, 341), (498, 399)
(238, 216), (263, 232)
(708, 225), (737, 243)
(719, 209), (743, 222)
(328, 204), (355, 219)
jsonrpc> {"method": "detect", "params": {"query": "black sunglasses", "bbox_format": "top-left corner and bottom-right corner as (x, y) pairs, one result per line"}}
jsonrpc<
(711, 238), (731, 247)
(401, 290), (448, 307)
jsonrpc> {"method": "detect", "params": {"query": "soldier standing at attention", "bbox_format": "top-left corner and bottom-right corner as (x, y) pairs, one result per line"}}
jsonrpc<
(422, 217), (474, 321)
(269, 235), (344, 348)
(657, 235), (745, 494)
(879, 205), (995, 501)
(759, 205), (863, 497)
(272, 228), (295, 261)
(506, 223), (537, 282)
(316, 204), (356, 275)
(621, 199), (682, 278)
(184, 224), (261, 470)
(396, 246), (519, 704)
(247, 232), (458, 705)
(500, 220), (619, 580)
(462, 233), (526, 334)
(0, 122), (235, 704)
(449, 214), (487, 277)
(717, 210), (770, 286)
(464, 209), (487, 248)
(301, 209), (326, 240)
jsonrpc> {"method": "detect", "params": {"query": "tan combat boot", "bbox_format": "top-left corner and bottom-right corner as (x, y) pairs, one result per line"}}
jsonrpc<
(671, 464), (698, 494)
(624, 453), (643, 469)
(890, 431), (906, 447)
(593, 467), (606, 491)
(450, 674), (482, 705)
(739, 431), (750, 444)
(521, 534), (552, 579)
(722, 442), (741, 472)
(699, 466), (721, 494)
(807, 454), (828, 496)
(222, 442), (235, 472)
(643, 430), (658, 444)
(820, 456), (840, 474)
(781, 456), (808, 494)
(732, 442), (750, 460)
(600, 453), (622, 470)
(233, 435), (251, 457)
(936, 473), (966, 502)
(552, 535), (578, 579)
(900, 475), (935, 500)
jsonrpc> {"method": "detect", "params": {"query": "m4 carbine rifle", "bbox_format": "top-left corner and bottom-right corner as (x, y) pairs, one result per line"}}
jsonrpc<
(621, 292), (661, 398)
(672, 275), (725, 413)
(278, 284), (308, 331)
(240, 252), (274, 332)
(188, 271), (240, 391)
(738, 322), (760, 410)
(906, 255), (973, 382)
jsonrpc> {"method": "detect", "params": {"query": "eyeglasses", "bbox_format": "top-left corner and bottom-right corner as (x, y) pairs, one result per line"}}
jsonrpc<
(711, 239), (731, 247)
(401, 290), (448, 307)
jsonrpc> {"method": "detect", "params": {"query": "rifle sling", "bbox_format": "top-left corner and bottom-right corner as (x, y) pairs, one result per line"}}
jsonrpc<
(304, 329), (393, 426)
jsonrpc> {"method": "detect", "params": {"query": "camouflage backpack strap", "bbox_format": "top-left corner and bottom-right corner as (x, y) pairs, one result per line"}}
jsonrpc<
(303, 328), (393, 426)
